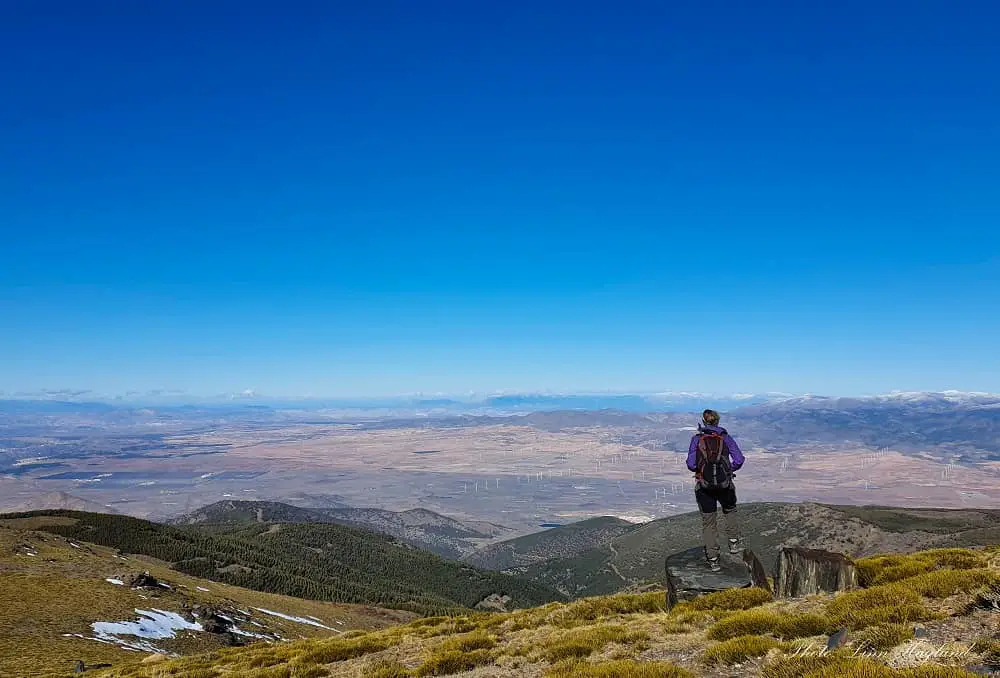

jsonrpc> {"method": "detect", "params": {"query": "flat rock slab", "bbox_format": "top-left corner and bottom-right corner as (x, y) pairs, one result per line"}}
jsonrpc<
(665, 546), (754, 608)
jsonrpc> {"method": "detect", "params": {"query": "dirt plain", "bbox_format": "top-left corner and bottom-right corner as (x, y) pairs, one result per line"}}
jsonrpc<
(3, 420), (999, 534)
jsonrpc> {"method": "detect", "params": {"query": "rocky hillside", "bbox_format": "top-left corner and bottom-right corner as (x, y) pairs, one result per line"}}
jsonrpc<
(170, 500), (336, 526)
(0, 490), (118, 514)
(173, 500), (513, 560)
(88, 543), (1000, 678)
(465, 516), (638, 571)
(0, 516), (411, 678)
(1, 509), (565, 615)
(523, 503), (1000, 598)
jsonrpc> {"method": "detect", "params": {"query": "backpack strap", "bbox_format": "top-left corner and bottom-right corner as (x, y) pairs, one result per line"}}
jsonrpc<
(695, 434), (708, 478)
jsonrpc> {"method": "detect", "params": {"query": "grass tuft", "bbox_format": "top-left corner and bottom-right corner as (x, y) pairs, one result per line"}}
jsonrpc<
(853, 623), (914, 651)
(764, 653), (983, 678)
(437, 630), (496, 653)
(362, 659), (413, 678)
(296, 635), (394, 664)
(903, 568), (998, 598)
(856, 548), (989, 586)
(707, 608), (831, 641)
(414, 648), (493, 676)
(825, 584), (934, 630)
(971, 637), (1000, 667)
(544, 659), (695, 678)
(761, 654), (842, 678)
(552, 591), (666, 625)
(538, 624), (649, 662)
(702, 634), (785, 665)
(675, 586), (774, 612)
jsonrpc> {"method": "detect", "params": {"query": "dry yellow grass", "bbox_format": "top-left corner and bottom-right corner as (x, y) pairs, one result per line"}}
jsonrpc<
(853, 623), (914, 651)
(855, 548), (989, 586)
(0, 525), (407, 678)
(39, 542), (991, 678)
(762, 652), (985, 678)
(971, 637), (1000, 666)
(535, 624), (648, 662)
(362, 659), (412, 678)
(825, 583), (935, 630)
(674, 586), (773, 612)
(707, 608), (831, 641)
(544, 659), (694, 678)
(702, 634), (785, 665)
(549, 591), (666, 626)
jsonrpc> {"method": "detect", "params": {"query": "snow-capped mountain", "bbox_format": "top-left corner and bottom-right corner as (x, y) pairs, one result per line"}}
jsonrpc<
(730, 391), (1000, 458)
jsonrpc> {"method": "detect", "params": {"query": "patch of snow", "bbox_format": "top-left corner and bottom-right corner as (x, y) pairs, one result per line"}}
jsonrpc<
(106, 578), (125, 586)
(196, 586), (210, 592)
(69, 542), (81, 549)
(306, 616), (322, 622)
(253, 608), (341, 632)
(157, 582), (172, 589)
(216, 614), (234, 622)
(91, 609), (202, 653)
(231, 627), (273, 640)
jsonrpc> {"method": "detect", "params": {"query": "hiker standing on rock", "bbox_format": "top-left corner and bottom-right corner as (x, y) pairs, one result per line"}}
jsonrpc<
(686, 409), (745, 572)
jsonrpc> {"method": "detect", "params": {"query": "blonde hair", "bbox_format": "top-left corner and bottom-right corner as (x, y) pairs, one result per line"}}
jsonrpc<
(702, 409), (721, 426)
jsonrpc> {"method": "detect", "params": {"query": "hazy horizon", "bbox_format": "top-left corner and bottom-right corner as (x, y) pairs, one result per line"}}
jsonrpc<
(2, 387), (997, 406)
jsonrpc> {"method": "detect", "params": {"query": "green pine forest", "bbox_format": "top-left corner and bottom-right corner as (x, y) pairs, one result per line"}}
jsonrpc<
(3, 510), (565, 615)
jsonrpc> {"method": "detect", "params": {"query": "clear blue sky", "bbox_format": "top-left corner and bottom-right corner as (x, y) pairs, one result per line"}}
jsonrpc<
(2, 1), (998, 398)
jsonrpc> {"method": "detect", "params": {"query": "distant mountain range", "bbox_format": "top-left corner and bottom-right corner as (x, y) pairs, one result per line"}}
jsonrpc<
(173, 500), (512, 560)
(0, 491), (118, 515)
(729, 391), (1000, 458)
(2, 388), (995, 416)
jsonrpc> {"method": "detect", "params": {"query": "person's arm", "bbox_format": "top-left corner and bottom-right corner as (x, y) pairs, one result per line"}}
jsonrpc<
(726, 435), (745, 470)
(686, 435), (699, 472)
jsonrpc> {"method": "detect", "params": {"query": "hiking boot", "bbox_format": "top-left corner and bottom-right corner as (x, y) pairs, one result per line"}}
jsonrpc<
(707, 557), (721, 572)
(728, 539), (742, 555)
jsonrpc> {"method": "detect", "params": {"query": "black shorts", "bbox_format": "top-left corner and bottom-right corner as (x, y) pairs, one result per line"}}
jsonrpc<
(695, 485), (737, 513)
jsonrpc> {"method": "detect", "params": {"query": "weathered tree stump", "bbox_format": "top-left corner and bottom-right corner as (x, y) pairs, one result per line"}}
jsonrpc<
(774, 546), (857, 598)
(664, 546), (763, 610)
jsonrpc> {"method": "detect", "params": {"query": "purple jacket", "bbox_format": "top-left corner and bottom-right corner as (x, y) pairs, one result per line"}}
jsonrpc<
(686, 425), (745, 472)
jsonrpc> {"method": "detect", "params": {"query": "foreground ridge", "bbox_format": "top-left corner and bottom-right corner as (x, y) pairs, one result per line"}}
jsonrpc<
(87, 544), (1000, 678)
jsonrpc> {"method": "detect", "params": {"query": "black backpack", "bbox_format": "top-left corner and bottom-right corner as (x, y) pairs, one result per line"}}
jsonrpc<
(696, 431), (733, 490)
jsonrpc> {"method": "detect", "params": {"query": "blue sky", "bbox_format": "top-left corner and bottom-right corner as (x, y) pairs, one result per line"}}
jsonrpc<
(2, 1), (998, 397)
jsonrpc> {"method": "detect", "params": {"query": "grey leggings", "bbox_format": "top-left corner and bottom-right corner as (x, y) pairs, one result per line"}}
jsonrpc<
(696, 485), (741, 560)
